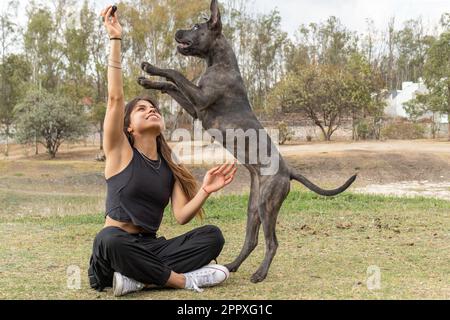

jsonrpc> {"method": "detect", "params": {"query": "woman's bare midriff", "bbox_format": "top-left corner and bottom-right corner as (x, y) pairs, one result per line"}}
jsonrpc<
(104, 215), (146, 234)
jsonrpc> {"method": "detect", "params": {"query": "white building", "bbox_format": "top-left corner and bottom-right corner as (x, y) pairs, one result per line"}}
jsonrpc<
(385, 78), (448, 124)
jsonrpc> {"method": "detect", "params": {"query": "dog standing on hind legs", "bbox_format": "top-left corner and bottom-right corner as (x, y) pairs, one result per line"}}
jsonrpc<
(138, 0), (357, 283)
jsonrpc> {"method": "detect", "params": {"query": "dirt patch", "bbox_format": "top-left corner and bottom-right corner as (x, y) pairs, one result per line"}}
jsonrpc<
(354, 181), (450, 201)
(285, 151), (450, 187)
(187, 142), (450, 197)
(0, 143), (103, 161)
(1, 140), (449, 199)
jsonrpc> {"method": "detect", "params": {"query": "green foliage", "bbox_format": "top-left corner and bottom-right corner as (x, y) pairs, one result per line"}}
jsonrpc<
(276, 121), (293, 145)
(23, 4), (63, 91)
(13, 88), (89, 158)
(294, 16), (357, 67)
(249, 10), (288, 111)
(355, 120), (370, 140)
(395, 19), (433, 85)
(381, 122), (426, 140)
(59, 1), (95, 101)
(270, 19), (386, 141)
(0, 54), (31, 136)
(403, 89), (446, 122)
(0, 1), (23, 155)
(422, 20), (450, 139)
(0, 0), (448, 149)
(270, 58), (382, 141)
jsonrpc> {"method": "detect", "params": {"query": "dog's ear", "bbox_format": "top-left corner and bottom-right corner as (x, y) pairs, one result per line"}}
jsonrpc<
(208, 0), (222, 32)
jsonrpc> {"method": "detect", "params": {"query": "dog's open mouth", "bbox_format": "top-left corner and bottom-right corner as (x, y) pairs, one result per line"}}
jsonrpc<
(176, 39), (192, 49)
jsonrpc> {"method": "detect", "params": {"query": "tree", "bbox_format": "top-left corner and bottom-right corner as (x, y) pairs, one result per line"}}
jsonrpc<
(60, 0), (93, 100)
(347, 52), (386, 140)
(13, 88), (89, 158)
(250, 10), (288, 112)
(23, 3), (63, 92)
(222, 1), (259, 111)
(396, 18), (434, 86)
(295, 16), (357, 67)
(0, 54), (31, 156)
(119, 0), (210, 132)
(120, 0), (209, 96)
(85, 2), (108, 152)
(422, 15), (450, 140)
(404, 90), (445, 139)
(0, 1), (18, 62)
(270, 64), (353, 141)
(270, 16), (383, 141)
(0, 0), (24, 156)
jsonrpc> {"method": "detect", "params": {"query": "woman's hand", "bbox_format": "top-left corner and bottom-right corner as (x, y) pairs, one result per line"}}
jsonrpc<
(202, 161), (238, 195)
(100, 5), (122, 38)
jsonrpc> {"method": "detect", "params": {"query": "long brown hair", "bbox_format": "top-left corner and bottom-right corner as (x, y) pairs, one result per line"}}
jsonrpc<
(124, 96), (204, 220)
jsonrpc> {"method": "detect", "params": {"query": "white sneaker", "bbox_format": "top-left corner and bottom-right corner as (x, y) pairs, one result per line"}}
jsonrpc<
(184, 264), (230, 293)
(113, 272), (145, 297)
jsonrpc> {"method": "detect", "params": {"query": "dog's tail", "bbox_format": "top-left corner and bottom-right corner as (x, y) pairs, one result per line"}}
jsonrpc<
(290, 169), (357, 197)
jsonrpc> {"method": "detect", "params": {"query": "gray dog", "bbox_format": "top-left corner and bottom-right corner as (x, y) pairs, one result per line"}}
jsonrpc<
(138, 0), (357, 283)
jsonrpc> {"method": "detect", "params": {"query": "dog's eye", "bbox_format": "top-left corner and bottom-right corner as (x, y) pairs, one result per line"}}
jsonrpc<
(192, 24), (200, 31)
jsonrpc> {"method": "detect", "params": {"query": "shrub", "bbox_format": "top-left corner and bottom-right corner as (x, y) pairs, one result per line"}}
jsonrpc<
(277, 121), (293, 145)
(356, 121), (370, 140)
(381, 122), (426, 140)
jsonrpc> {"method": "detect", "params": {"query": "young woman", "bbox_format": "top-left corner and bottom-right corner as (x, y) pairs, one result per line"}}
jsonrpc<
(88, 6), (237, 297)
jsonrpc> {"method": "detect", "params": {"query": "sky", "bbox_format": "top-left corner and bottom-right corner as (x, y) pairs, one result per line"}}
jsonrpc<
(254, 0), (448, 36)
(3, 0), (449, 37)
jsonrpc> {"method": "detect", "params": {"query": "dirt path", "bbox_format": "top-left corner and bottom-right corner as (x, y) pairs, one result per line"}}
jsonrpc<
(280, 139), (450, 155)
(353, 181), (450, 201)
(177, 140), (450, 200)
(1, 140), (449, 200)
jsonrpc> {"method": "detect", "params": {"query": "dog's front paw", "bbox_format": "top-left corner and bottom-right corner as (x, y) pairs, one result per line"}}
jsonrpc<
(137, 77), (173, 92)
(141, 61), (159, 75)
(137, 76), (148, 86)
(137, 76), (156, 89)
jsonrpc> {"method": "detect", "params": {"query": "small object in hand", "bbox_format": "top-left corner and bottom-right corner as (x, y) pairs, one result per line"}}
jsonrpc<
(111, 5), (118, 16)
(103, 5), (118, 22)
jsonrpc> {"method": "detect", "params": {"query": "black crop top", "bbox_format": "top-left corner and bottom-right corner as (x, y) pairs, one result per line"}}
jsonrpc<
(105, 147), (175, 235)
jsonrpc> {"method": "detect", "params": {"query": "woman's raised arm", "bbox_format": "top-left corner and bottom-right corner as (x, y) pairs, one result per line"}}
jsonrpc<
(100, 6), (126, 156)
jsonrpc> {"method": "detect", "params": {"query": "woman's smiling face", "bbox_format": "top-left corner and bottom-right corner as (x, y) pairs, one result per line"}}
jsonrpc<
(128, 100), (165, 136)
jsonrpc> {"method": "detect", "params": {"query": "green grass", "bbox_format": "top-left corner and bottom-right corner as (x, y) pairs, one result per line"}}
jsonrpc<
(0, 189), (449, 300)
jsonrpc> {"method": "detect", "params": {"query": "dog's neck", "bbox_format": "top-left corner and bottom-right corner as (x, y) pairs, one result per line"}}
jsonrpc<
(206, 35), (239, 69)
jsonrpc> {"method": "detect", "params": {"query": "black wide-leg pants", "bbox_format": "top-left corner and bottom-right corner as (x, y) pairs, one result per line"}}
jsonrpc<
(88, 225), (225, 292)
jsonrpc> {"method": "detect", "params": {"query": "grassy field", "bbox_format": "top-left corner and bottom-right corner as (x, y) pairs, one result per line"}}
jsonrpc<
(0, 182), (449, 300)
(1, 144), (449, 300)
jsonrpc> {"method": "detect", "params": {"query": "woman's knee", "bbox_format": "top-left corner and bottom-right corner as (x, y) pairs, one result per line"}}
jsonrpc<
(203, 225), (225, 252)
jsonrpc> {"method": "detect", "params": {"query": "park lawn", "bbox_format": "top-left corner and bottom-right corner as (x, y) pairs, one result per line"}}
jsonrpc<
(0, 186), (449, 300)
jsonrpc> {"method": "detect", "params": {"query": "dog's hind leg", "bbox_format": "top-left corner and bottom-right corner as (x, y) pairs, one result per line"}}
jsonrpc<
(250, 176), (290, 283)
(225, 171), (260, 272)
